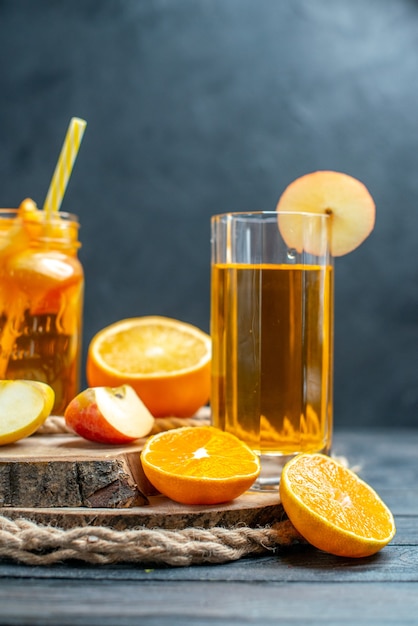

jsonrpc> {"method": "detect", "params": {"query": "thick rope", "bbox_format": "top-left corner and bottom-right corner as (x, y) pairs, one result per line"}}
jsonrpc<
(0, 516), (302, 566)
(35, 410), (210, 436)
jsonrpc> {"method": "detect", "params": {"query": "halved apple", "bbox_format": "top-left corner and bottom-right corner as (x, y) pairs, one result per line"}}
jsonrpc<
(0, 380), (55, 445)
(64, 384), (155, 445)
(276, 171), (376, 257)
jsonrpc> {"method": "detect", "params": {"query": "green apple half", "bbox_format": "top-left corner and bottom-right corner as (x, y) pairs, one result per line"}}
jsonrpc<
(0, 380), (55, 445)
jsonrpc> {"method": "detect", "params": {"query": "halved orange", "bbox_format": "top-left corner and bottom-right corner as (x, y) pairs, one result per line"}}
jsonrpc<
(86, 316), (211, 418)
(141, 426), (261, 505)
(280, 453), (396, 558)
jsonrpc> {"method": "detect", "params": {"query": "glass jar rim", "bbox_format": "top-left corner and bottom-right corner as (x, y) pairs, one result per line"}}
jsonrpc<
(0, 208), (79, 223)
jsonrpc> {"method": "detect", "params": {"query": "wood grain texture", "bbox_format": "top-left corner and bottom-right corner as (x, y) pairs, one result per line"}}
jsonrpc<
(0, 435), (150, 508)
(0, 491), (285, 530)
(0, 580), (417, 626)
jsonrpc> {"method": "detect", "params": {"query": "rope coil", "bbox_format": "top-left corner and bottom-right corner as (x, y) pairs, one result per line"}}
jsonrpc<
(0, 515), (302, 566)
(35, 413), (209, 436)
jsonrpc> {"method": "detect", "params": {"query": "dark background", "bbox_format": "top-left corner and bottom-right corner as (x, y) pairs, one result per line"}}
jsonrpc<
(1, 0), (418, 429)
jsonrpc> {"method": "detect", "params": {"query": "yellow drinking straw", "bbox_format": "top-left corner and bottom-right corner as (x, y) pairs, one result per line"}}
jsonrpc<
(43, 117), (87, 216)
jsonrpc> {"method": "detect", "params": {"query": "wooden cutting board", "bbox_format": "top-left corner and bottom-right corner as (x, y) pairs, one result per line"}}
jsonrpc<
(0, 433), (284, 531)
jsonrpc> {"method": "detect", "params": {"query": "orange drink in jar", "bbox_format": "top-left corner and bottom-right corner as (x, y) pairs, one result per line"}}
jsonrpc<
(0, 203), (84, 415)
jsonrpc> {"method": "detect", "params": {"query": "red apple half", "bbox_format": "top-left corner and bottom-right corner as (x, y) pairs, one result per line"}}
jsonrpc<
(64, 384), (155, 444)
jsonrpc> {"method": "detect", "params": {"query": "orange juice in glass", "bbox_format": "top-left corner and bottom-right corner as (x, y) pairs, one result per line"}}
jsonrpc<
(0, 204), (84, 415)
(210, 211), (334, 489)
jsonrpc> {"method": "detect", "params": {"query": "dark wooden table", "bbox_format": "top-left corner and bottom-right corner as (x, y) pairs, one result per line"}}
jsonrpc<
(0, 428), (417, 626)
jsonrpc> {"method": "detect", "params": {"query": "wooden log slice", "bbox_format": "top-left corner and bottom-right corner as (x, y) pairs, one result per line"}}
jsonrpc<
(0, 491), (285, 531)
(0, 432), (286, 531)
(0, 435), (151, 509)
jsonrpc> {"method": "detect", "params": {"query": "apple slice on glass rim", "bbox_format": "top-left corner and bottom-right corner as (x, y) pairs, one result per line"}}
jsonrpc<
(276, 170), (376, 257)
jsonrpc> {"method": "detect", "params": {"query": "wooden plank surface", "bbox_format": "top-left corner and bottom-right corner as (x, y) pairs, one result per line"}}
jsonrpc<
(0, 580), (417, 626)
(0, 429), (417, 626)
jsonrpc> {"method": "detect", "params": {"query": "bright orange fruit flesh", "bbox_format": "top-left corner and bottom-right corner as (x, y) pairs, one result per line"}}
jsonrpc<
(141, 426), (261, 505)
(86, 316), (211, 418)
(280, 453), (396, 558)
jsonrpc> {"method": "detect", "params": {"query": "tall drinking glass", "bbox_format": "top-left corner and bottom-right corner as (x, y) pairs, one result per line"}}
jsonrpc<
(210, 211), (334, 490)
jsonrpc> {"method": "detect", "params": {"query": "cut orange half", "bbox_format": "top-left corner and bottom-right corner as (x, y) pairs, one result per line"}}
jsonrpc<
(280, 453), (396, 558)
(141, 426), (261, 505)
(86, 316), (211, 418)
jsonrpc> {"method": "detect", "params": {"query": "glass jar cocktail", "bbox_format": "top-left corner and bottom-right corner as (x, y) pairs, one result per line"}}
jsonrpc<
(0, 204), (84, 414)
